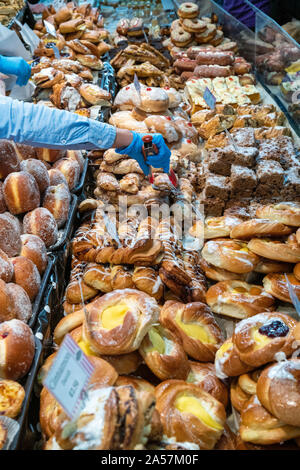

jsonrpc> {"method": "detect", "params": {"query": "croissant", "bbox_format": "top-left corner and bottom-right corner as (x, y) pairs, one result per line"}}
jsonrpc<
(55, 384), (156, 450)
(110, 265), (135, 290)
(82, 289), (160, 355)
(83, 263), (112, 293)
(256, 359), (300, 427)
(139, 325), (190, 380)
(239, 395), (300, 445)
(65, 260), (99, 303)
(155, 380), (226, 449)
(160, 300), (224, 362)
(132, 266), (164, 301)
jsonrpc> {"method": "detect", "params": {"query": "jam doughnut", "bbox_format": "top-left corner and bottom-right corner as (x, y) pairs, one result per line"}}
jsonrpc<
(171, 27), (193, 48)
(181, 18), (207, 34)
(177, 2), (199, 19)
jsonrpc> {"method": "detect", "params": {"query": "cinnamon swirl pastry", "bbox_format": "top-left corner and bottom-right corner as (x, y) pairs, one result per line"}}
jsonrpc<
(160, 300), (224, 362)
(65, 259), (99, 304)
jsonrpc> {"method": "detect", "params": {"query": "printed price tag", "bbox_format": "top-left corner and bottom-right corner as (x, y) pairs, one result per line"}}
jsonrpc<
(203, 86), (216, 110)
(43, 20), (57, 38)
(43, 334), (94, 419)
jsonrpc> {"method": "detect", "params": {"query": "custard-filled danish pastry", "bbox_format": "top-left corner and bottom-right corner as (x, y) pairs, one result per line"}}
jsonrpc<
(202, 239), (260, 274)
(256, 202), (300, 227)
(155, 380), (226, 450)
(83, 289), (160, 355)
(139, 325), (190, 381)
(160, 300), (224, 362)
(186, 362), (228, 407)
(206, 280), (275, 319)
(256, 359), (300, 427)
(232, 312), (298, 368)
(248, 238), (300, 264)
(200, 258), (248, 282)
(190, 216), (242, 240)
(214, 338), (253, 380)
(263, 273), (300, 303)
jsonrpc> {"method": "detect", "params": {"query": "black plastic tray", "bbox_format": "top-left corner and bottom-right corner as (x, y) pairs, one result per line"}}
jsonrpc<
(28, 254), (55, 329)
(72, 157), (89, 196)
(9, 336), (43, 450)
(48, 193), (78, 252)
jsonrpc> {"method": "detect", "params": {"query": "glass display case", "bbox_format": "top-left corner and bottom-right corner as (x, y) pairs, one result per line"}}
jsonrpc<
(245, 0), (300, 129)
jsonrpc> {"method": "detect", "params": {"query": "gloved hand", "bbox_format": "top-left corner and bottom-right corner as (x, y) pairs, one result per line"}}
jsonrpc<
(0, 55), (31, 87)
(116, 132), (171, 176)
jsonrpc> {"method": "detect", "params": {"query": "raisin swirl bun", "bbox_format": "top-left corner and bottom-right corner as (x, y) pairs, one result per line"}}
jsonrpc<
(233, 312), (298, 367)
(155, 380), (226, 450)
(82, 289), (160, 355)
(206, 280), (275, 319)
(139, 325), (190, 381)
(160, 300), (224, 362)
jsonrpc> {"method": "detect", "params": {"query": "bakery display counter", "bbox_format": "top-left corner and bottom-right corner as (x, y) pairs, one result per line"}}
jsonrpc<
(1, 0), (300, 452)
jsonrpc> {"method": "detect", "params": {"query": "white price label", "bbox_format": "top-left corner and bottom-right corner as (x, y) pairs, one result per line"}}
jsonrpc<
(43, 20), (57, 38)
(43, 334), (94, 419)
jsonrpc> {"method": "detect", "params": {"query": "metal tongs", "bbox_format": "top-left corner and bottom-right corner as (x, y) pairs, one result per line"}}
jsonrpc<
(141, 134), (178, 190)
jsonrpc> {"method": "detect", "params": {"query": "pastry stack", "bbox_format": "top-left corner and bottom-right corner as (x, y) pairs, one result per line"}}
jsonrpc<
(31, 2), (113, 116)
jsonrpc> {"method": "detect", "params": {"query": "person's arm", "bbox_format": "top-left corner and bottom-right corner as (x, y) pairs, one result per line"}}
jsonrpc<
(0, 56), (31, 87)
(0, 96), (171, 175)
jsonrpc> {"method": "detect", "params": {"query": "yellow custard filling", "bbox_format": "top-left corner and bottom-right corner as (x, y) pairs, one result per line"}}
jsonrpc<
(148, 327), (166, 354)
(175, 394), (223, 430)
(78, 339), (97, 356)
(101, 304), (128, 330)
(216, 340), (232, 359)
(175, 312), (216, 344)
(252, 328), (271, 349)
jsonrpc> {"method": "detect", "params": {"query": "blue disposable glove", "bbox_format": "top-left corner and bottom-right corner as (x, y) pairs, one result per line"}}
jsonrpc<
(116, 132), (171, 176)
(0, 55), (31, 87)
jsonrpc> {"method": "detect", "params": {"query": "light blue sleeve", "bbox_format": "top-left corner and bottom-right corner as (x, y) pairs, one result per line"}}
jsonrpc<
(0, 95), (116, 150)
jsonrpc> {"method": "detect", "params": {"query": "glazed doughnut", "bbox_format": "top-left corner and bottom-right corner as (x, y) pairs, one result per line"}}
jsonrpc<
(256, 202), (300, 227)
(233, 312), (298, 367)
(20, 234), (48, 275)
(139, 324), (190, 380)
(0, 249), (13, 283)
(155, 380), (226, 450)
(23, 207), (58, 248)
(53, 158), (80, 190)
(5, 283), (32, 323)
(82, 289), (160, 355)
(171, 27), (193, 48)
(20, 159), (50, 194)
(195, 24), (217, 44)
(11, 256), (41, 302)
(177, 2), (199, 19)
(3, 171), (40, 215)
(248, 238), (300, 264)
(206, 280), (275, 319)
(257, 359), (300, 427)
(186, 361), (228, 407)
(181, 18), (207, 34)
(0, 140), (20, 179)
(160, 300), (224, 362)
(0, 212), (21, 257)
(202, 239), (260, 274)
(43, 184), (71, 228)
(230, 219), (292, 240)
(190, 216), (242, 240)
(0, 319), (35, 380)
(263, 273), (300, 303)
